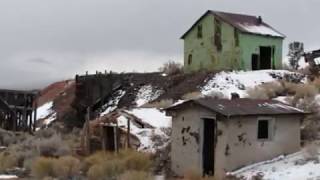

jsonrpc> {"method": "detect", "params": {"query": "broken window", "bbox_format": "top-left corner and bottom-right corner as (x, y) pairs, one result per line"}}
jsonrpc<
(197, 25), (203, 39)
(257, 119), (272, 140)
(188, 54), (192, 65)
(234, 29), (239, 47)
(214, 18), (222, 51)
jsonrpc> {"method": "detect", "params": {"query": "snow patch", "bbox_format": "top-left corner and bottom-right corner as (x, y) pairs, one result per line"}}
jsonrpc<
(100, 90), (126, 116)
(238, 23), (284, 38)
(0, 175), (18, 179)
(135, 85), (163, 107)
(230, 150), (320, 180)
(36, 101), (53, 120)
(201, 70), (295, 99)
(126, 108), (172, 128)
(117, 113), (170, 153)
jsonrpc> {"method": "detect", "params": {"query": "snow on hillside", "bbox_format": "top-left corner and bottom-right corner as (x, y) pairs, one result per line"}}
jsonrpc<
(126, 108), (171, 128)
(36, 101), (54, 120)
(230, 149), (320, 180)
(201, 70), (303, 99)
(100, 90), (126, 116)
(117, 111), (170, 152)
(35, 101), (57, 129)
(135, 85), (163, 107)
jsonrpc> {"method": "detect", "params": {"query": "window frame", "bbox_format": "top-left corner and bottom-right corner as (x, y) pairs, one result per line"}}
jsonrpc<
(214, 18), (222, 51)
(188, 54), (192, 65)
(197, 25), (203, 39)
(257, 117), (275, 141)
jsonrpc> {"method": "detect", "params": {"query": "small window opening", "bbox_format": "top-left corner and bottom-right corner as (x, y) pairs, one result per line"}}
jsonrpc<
(214, 19), (222, 51)
(188, 54), (192, 65)
(197, 25), (203, 38)
(258, 120), (269, 139)
(234, 29), (239, 47)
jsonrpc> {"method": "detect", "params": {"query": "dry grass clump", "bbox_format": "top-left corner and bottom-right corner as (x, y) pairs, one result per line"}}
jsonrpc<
(32, 156), (81, 179)
(205, 91), (225, 99)
(53, 156), (80, 179)
(31, 157), (56, 178)
(293, 83), (318, 100)
(85, 149), (152, 180)
(118, 170), (152, 180)
(303, 143), (319, 161)
(87, 159), (125, 180)
(159, 60), (183, 75)
(182, 91), (203, 100)
(247, 82), (284, 99)
(36, 133), (70, 157)
(144, 99), (174, 108)
(0, 152), (18, 172)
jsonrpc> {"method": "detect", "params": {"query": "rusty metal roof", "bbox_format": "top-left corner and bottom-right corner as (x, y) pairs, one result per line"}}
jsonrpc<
(167, 98), (305, 117)
(181, 10), (285, 39)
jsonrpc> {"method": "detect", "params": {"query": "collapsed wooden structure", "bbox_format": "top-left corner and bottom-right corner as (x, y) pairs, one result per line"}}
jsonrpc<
(0, 89), (38, 132)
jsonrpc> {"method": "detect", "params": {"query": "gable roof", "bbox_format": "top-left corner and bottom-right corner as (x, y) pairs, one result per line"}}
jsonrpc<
(181, 10), (285, 39)
(166, 98), (305, 117)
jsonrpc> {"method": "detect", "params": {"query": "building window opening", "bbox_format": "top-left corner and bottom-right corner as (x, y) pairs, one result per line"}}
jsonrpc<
(258, 119), (270, 139)
(188, 54), (192, 65)
(234, 29), (239, 47)
(197, 25), (203, 39)
(214, 19), (222, 51)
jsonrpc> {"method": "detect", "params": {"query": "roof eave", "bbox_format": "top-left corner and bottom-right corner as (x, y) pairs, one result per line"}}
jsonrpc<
(180, 10), (213, 39)
(239, 30), (286, 39)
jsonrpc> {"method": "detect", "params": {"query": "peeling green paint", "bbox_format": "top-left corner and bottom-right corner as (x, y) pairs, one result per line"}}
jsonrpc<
(183, 14), (283, 72)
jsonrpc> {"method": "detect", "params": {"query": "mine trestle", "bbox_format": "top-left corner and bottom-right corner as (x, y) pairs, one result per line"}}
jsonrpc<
(0, 89), (38, 132)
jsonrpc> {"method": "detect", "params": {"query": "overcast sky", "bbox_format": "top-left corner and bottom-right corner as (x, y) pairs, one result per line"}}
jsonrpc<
(0, 0), (319, 89)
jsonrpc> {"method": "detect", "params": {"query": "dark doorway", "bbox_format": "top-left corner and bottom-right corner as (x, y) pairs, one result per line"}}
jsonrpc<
(251, 54), (259, 70)
(202, 118), (215, 176)
(103, 126), (116, 151)
(260, 46), (272, 69)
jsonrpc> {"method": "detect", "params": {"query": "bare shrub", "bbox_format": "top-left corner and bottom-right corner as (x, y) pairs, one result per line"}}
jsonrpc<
(87, 159), (125, 180)
(205, 91), (225, 99)
(293, 84), (317, 100)
(31, 157), (56, 179)
(144, 99), (174, 109)
(119, 170), (152, 180)
(182, 91), (203, 100)
(53, 156), (80, 179)
(82, 151), (113, 173)
(247, 82), (284, 99)
(85, 149), (152, 180)
(34, 128), (56, 139)
(36, 133), (70, 157)
(120, 150), (152, 171)
(0, 152), (18, 172)
(303, 143), (319, 161)
(158, 60), (183, 75)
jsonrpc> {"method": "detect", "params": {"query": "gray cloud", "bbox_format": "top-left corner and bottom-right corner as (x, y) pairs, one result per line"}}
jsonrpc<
(0, 0), (318, 89)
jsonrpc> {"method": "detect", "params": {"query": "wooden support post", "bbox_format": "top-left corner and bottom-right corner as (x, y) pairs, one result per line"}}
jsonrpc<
(101, 125), (106, 151)
(127, 118), (130, 149)
(82, 107), (91, 155)
(22, 93), (27, 131)
(114, 122), (119, 153)
(33, 95), (38, 132)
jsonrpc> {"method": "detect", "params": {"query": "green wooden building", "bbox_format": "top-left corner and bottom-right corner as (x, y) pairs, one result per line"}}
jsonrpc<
(182, 10), (285, 72)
